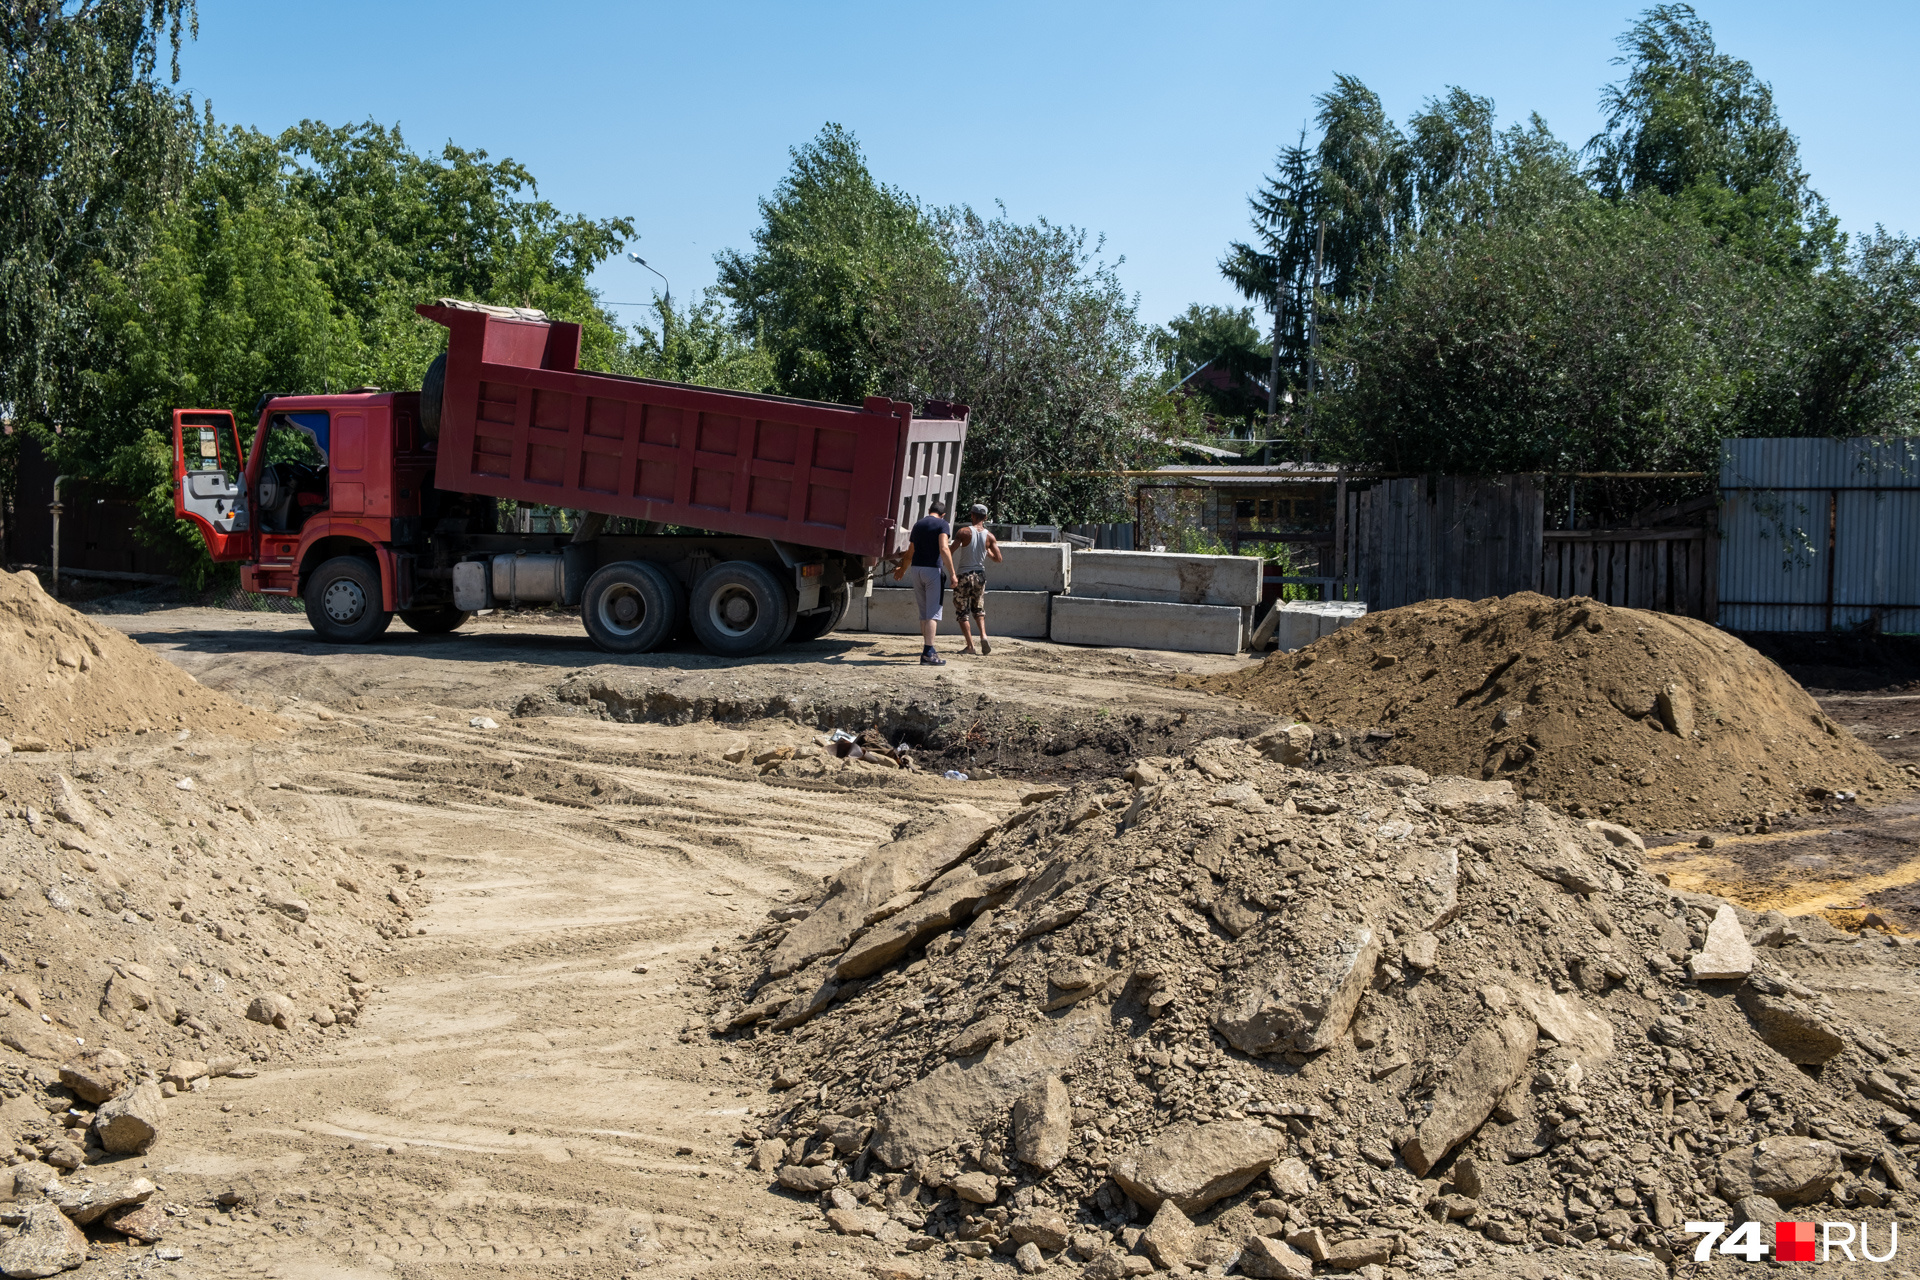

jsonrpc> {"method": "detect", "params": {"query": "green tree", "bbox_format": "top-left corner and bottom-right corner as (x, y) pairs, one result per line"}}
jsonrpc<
(1584, 3), (1839, 272)
(1, 0), (197, 427)
(715, 124), (945, 404)
(1149, 304), (1270, 432)
(879, 207), (1168, 524)
(612, 291), (777, 393)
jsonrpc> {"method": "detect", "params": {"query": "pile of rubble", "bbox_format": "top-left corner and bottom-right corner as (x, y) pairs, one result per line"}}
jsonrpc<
(1189, 593), (1909, 831)
(696, 729), (1917, 1276)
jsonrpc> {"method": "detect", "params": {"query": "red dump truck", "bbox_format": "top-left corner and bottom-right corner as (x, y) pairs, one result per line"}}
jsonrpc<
(172, 300), (967, 656)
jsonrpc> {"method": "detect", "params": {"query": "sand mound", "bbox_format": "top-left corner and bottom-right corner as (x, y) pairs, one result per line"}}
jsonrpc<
(1187, 593), (1906, 830)
(0, 569), (269, 749)
(697, 744), (1916, 1273)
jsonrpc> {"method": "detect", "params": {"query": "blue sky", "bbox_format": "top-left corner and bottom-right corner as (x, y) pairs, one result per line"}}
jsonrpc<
(177, 1), (1917, 337)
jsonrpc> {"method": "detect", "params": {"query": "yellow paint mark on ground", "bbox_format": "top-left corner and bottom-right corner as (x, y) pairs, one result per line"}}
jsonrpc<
(1646, 811), (1920, 919)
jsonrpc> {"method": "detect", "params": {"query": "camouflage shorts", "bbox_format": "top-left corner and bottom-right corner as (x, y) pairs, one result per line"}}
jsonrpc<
(953, 571), (986, 617)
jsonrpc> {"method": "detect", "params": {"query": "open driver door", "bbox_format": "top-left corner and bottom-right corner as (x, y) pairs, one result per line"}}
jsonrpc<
(173, 410), (251, 560)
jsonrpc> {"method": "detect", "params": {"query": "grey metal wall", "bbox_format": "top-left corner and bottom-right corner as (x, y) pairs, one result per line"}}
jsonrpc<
(1718, 436), (1920, 632)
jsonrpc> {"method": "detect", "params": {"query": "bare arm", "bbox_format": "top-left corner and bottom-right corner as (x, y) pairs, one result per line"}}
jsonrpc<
(939, 532), (958, 586)
(985, 531), (1003, 563)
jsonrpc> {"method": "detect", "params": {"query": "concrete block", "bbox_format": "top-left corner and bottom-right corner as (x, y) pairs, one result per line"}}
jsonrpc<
(1067, 550), (1261, 607)
(867, 587), (1050, 638)
(840, 587), (869, 632)
(982, 542), (1070, 594)
(1050, 596), (1243, 655)
(1254, 600), (1368, 651)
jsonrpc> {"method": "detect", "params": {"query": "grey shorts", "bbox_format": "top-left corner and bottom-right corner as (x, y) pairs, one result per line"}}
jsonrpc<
(908, 565), (945, 622)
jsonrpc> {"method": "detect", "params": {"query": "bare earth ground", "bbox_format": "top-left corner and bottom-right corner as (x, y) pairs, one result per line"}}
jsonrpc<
(62, 609), (1249, 1280)
(32, 605), (1920, 1280)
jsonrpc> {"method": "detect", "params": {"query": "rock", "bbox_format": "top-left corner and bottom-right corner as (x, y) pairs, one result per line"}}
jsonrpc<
(1451, 1154), (1484, 1199)
(951, 1171), (998, 1204)
(101, 1200), (167, 1242)
(834, 865), (1028, 979)
(1211, 921), (1379, 1055)
(1011, 1075), (1071, 1172)
(944, 1016), (1007, 1058)
(1268, 1156), (1313, 1199)
(1140, 1200), (1198, 1269)
(1010, 1209), (1071, 1252)
(0, 1202), (89, 1278)
(38, 1141), (83, 1172)
(776, 1163), (838, 1193)
(1083, 1253), (1153, 1280)
(45, 1174), (155, 1225)
(58, 1048), (130, 1104)
(722, 744), (749, 764)
(1013, 1240), (1045, 1274)
(815, 1114), (869, 1155)
(1420, 778), (1517, 824)
(245, 991), (297, 1029)
(1401, 931), (1438, 971)
(468, 716), (498, 729)
(1689, 904), (1755, 981)
(1324, 1237), (1394, 1270)
(1505, 980), (1613, 1068)
(826, 1206), (884, 1236)
(1524, 844), (1611, 896)
(1718, 1136), (1844, 1207)
(1656, 683), (1694, 737)
(11, 1164), (60, 1198)
(1401, 1014), (1537, 1175)
(1241, 1235), (1314, 1280)
(748, 1139), (787, 1172)
(1283, 1229), (1329, 1262)
(1109, 1120), (1286, 1214)
(1736, 987), (1845, 1064)
(263, 891), (310, 923)
(1583, 820), (1646, 853)
(99, 973), (166, 1026)
(766, 809), (1001, 978)
(873, 1009), (1104, 1170)
(1734, 1194), (1783, 1224)
(1250, 723), (1314, 767)
(93, 1082), (164, 1154)
(162, 1059), (209, 1090)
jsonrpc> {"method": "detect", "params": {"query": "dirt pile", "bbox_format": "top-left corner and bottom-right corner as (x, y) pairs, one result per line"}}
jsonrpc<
(1186, 593), (1908, 831)
(0, 569), (272, 750)
(0, 742), (422, 1244)
(698, 737), (1918, 1275)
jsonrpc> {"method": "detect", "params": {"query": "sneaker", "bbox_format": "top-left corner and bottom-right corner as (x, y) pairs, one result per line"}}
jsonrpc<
(920, 651), (946, 666)
(981, 639), (991, 655)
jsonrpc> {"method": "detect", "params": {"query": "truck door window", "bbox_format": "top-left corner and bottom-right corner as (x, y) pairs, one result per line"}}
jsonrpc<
(256, 412), (330, 533)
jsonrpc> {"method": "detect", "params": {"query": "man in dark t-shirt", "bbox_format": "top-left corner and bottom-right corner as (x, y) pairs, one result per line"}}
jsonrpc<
(893, 498), (958, 665)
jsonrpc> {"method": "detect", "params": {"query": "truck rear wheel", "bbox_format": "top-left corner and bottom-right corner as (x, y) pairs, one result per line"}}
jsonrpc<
(688, 561), (794, 657)
(399, 606), (470, 635)
(788, 582), (852, 643)
(582, 561), (682, 654)
(420, 352), (446, 440)
(304, 555), (393, 644)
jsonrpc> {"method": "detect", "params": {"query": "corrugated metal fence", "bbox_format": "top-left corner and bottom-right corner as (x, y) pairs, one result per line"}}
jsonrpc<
(1718, 437), (1920, 633)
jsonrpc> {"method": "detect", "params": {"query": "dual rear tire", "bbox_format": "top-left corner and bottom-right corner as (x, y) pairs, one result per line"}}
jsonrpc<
(582, 559), (793, 657)
(581, 560), (685, 654)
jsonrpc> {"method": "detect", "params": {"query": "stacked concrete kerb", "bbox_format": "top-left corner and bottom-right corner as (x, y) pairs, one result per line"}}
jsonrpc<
(1261, 599), (1368, 653)
(851, 543), (1072, 639)
(1050, 550), (1263, 655)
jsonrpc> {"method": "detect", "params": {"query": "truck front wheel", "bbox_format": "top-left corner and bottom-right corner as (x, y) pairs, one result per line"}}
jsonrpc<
(304, 556), (394, 644)
(688, 561), (794, 657)
(399, 606), (471, 635)
(581, 561), (682, 654)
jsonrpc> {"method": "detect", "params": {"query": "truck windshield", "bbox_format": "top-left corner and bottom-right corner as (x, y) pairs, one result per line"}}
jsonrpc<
(265, 412), (329, 466)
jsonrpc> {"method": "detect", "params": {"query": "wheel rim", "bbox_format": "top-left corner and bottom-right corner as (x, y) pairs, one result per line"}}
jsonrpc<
(707, 584), (759, 638)
(596, 583), (648, 638)
(322, 576), (366, 624)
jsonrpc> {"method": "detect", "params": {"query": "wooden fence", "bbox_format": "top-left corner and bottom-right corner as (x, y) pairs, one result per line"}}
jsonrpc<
(1352, 475), (1544, 609)
(1539, 528), (1716, 620)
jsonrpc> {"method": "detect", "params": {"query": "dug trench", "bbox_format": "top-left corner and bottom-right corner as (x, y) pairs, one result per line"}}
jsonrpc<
(0, 595), (1912, 1279)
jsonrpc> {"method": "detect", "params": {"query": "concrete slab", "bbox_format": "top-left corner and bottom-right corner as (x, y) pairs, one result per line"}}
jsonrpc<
(866, 587), (1051, 638)
(981, 542), (1070, 594)
(840, 587), (869, 632)
(1049, 596), (1244, 655)
(1067, 550), (1261, 607)
(1255, 600), (1368, 651)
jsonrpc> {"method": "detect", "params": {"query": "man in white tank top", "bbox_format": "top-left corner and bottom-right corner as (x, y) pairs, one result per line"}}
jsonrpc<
(952, 503), (1002, 654)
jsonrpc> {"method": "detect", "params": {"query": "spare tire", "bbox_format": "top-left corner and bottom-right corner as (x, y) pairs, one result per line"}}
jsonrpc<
(419, 352), (447, 440)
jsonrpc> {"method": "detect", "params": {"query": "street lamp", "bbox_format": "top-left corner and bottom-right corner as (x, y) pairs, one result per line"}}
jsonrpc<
(628, 252), (671, 307)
